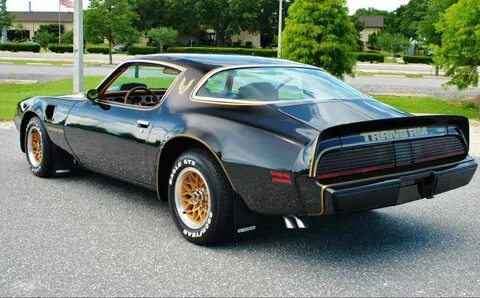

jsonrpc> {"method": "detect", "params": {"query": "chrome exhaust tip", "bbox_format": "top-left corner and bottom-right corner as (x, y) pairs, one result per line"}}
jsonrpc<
(283, 216), (308, 229)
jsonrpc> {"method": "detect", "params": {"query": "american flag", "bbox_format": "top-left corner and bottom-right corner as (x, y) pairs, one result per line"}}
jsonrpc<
(59, 0), (74, 9)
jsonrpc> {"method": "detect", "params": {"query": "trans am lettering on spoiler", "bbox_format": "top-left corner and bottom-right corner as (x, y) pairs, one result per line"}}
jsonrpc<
(360, 127), (429, 142)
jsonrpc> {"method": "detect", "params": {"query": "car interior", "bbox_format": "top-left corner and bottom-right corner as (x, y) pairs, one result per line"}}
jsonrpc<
(99, 64), (180, 107)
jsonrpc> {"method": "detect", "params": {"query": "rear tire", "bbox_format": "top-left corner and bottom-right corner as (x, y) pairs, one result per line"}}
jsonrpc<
(25, 116), (53, 177)
(168, 149), (234, 245)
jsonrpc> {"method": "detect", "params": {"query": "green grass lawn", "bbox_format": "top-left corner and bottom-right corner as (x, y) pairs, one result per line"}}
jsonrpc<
(0, 76), (104, 120)
(1, 77), (479, 120)
(0, 59), (106, 67)
(375, 95), (480, 119)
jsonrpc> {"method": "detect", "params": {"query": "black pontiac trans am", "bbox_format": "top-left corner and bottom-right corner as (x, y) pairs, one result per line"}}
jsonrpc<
(14, 54), (478, 245)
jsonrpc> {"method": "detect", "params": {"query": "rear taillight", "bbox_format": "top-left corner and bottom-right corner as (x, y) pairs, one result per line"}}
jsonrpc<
(316, 163), (395, 180)
(316, 136), (466, 180)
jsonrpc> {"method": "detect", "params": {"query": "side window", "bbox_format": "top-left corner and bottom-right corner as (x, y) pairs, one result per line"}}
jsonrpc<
(197, 71), (233, 98)
(106, 64), (179, 92)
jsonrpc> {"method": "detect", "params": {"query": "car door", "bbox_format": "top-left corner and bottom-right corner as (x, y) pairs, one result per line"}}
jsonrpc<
(64, 62), (180, 185)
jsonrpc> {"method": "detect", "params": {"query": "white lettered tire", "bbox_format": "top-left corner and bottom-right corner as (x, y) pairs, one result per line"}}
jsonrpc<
(25, 116), (53, 177)
(168, 149), (234, 245)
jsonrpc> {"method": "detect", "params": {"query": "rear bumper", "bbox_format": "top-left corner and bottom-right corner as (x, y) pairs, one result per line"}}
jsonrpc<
(296, 157), (478, 215)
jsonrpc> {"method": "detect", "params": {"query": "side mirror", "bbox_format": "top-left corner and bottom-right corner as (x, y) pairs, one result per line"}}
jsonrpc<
(86, 89), (99, 101)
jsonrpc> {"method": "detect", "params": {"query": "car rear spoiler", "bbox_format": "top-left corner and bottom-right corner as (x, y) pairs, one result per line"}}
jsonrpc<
(319, 115), (470, 147)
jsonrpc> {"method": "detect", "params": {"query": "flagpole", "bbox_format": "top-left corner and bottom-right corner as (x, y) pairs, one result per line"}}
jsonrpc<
(58, 1), (61, 44)
(73, 0), (84, 93)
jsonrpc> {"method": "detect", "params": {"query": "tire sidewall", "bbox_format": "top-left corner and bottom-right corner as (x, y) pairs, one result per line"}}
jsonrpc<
(168, 153), (219, 243)
(25, 117), (50, 177)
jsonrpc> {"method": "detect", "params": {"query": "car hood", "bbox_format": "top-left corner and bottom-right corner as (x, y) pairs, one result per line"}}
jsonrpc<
(55, 93), (86, 100)
(273, 98), (410, 132)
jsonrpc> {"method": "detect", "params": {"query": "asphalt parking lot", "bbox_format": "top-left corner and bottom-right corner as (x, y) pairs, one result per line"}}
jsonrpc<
(1, 127), (479, 296)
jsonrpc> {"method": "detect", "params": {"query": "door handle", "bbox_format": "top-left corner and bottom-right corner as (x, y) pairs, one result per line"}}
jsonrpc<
(137, 120), (150, 128)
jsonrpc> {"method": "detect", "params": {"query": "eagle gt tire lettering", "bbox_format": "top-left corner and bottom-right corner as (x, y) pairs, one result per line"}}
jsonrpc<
(25, 116), (53, 177)
(168, 149), (234, 245)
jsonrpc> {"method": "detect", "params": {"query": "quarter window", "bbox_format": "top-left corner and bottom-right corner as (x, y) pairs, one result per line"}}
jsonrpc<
(196, 67), (366, 103)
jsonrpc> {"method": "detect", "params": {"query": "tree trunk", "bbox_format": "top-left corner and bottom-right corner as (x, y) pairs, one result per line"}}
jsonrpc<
(108, 39), (113, 65)
(216, 28), (226, 46)
(435, 66), (439, 76)
(160, 44), (163, 53)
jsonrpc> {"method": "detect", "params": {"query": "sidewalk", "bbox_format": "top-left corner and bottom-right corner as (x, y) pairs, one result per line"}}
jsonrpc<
(1, 51), (441, 75)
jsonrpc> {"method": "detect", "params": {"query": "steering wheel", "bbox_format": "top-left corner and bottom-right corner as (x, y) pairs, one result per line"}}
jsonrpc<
(124, 86), (158, 105)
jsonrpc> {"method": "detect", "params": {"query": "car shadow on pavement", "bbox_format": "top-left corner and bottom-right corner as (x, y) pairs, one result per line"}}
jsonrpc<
(227, 211), (453, 266)
(69, 170), (455, 267)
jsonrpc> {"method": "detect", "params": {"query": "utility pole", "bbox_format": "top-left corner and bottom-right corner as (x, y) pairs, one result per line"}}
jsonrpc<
(58, 1), (61, 44)
(1, 0), (8, 43)
(73, 0), (83, 93)
(277, 0), (283, 58)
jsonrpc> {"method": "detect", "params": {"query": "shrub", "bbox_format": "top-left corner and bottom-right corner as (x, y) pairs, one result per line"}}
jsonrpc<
(86, 45), (110, 54)
(35, 31), (55, 48)
(61, 31), (74, 44)
(402, 55), (433, 64)
(127, 46), (158, 55)
(166, 47), (277, 57)
(48, 44), (73, 53)
(355, 52), (384, 63)
(0, 43), (41, 53)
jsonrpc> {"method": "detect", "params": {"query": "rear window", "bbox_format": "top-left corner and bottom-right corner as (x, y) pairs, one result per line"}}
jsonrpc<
(195, 67), (366, 103)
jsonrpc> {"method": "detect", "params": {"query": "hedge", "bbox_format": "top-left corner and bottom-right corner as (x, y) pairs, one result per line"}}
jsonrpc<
(0, 43), (41, 53)
(127, 46), (158, 55)
(355, 52), (384, 63)
(48, 44), (73, 53)
(167, 47), (277, 57)
(86, 45), (110, 54)
(403, 55), (433, 64)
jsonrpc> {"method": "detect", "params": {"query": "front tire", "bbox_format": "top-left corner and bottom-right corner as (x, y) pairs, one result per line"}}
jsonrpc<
(168, 149), (234, 245)
(25, 116), (53, 177)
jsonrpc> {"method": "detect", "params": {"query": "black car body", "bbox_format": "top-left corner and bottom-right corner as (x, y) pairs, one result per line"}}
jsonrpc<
(14, 54), (478, 244)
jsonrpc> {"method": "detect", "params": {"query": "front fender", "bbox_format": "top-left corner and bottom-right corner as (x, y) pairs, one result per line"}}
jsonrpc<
(16, 96), (79, 154)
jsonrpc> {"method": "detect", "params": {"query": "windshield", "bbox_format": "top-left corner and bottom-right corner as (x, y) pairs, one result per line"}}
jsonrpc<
(195, 67), (367, 103)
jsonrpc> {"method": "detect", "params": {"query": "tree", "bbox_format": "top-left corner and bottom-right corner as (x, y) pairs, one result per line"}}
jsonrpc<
(417, 0), (458, 75)
(256, 0), (293, 47)
(367, 32), (380, 50)
(147, 27), (178, 53)
(376, 32), (410, 56)
(282, 0), (357, 79)
(434, 0), (480, 89)
(131, 0), (293, 48)
(193, 0), (261, 46)
(85, 0), (138, 64)
(392, 0), (429, 40)
(132, 0), (170, 31)
(0, 0), (13, 40)
(417, 0), (457, 47)
(350, 14), (365, 51)
(14, 24), (27, 41)
(34, 31), (54, 48)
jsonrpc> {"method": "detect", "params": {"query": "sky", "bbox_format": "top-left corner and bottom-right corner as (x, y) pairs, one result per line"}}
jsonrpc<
(7, 0), (411, 14)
